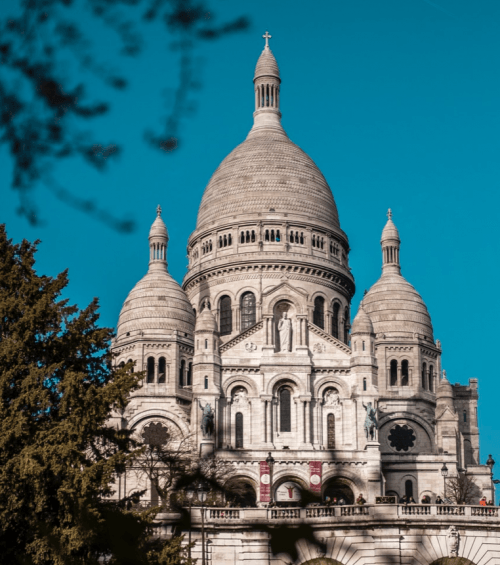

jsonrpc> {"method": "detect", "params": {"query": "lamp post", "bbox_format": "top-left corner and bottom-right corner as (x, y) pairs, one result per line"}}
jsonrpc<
(186, 488), (195, 563)
(266, 452), (275, 505)
(441, 463), (449, 500)
(197, 480), (209, 565)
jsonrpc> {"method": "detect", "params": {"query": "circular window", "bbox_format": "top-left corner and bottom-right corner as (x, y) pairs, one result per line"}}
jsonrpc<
(388, 424), (416, 452)
(142, 422), (170, 446)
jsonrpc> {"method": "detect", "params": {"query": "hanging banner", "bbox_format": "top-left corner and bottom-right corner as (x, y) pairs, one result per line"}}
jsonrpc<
(309, 461), (322, 493)
(260, 461), (270, 502)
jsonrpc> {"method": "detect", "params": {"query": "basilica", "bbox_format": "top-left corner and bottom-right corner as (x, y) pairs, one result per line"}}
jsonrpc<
(110, 35), (499, 565)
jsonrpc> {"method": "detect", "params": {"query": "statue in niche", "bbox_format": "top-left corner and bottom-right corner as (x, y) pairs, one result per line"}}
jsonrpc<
(363, 402), (378, 441)
(446, 526), (459, 558)
(232, 387), (248, 404)
(278, 311), (292, 352)
(324, 388), (340, 406)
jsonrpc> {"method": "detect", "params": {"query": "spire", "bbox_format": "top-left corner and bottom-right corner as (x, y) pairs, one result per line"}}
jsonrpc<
(248, 32), (284, 138)
(148, 205), (169, 272)
(380, 208), (401, 275)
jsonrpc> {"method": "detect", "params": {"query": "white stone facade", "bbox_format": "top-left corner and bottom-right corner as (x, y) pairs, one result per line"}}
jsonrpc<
(110, 36), (499, 564)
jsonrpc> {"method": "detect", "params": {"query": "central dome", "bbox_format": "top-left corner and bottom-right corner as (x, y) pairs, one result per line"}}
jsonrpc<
(196, 130), (340, 231)
(195, 42), (340, 233)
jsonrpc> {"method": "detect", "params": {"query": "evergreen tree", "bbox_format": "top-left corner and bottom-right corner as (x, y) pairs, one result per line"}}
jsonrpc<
(0, 225), (194, 565)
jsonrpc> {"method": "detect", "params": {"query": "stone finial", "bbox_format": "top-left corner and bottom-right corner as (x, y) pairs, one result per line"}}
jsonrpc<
(263, 31), (272, 48)
(387, 208), (392, 220)
(156, 204), (162, 217)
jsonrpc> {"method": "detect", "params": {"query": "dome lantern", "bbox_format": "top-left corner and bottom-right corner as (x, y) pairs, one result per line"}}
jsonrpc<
(149, 205), (169, 272)
(381, 209), (401, 275)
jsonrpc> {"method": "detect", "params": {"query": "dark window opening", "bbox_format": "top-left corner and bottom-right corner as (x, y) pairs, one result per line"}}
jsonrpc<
(127, 359), (134, 373)
(313, 296), (325, 330)
(401, 360), (409, 386)
(390, 360), (398, 386)
(204, 376), (208, 389)
(405, 480), (413, 499)
(421, 362), (427, 390)
(179, 359), (185, 387)
(147, 357), (154, 384)
(265, 230), (270, 242)
(276, 229), (280, 242)
(220, 295), (232, 336)
(187, 362), (192, 386)
(279, 388), (291, 433)
(429, 366), (434, 392)
(158, 357), (166, 384)
(363, 378), (367, 391)
(332, 302), (340, 339)
(343, 308), (349, 344)
(241, 292), (256, 331)
(235, 412), (243, 448)
(327, 413), (335, 449)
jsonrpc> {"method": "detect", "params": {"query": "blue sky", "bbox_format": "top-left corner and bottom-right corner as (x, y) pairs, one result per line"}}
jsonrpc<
(2, 0), (500, 483)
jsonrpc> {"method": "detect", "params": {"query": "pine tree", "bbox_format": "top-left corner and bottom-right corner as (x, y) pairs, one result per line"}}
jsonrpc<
(0, 225), (193, 565)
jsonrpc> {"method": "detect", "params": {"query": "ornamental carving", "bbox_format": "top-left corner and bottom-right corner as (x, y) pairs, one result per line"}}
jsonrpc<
(323, 388), (340, 406)
(232, 387), (248, 405)
(313, 342), (326, 353)
(446, 526), (460, 557)
(388, 424), (416, 452)
(245, 342), (257, 352)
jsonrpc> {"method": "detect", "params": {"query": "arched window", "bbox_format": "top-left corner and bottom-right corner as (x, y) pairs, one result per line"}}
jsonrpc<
(363, 378), (367, 391)
(204, 376), (208, 389)
(265, 230), (270, 242)
(313, 296), (325, 330)
(158, 357), (166, 384)
(235, 412), (243, 448)
(240, 231), (245, 244)
(127, 359), (134, 373)
(343, 308), (349, 344)
(289, 231), (294, 243)
(327, 413), (335, 449)
(312, 235), (316, 247)
(332, 302), (340, 339)
(390, 360), (398, 386)
(241, 292), (256, 331)
(279, 388), (291, 433)
(187, 362), (192, 386)
(147, 357), (155, 384)
(401, 360), (409, 386)
(405, 479), (413, 499)
(429, 366), (434, 392)
(276, 229), (280, 242)
(219, 295), (232, 336)
(463, 410), (467, 422)
(179, 359), (185, 387)
(421, 362), (427, 390)
(251, 230), (256, 242)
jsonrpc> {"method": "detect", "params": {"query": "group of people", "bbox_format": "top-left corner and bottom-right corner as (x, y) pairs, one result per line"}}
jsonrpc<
(324, 494), (367, 506)
(398, 494), (496, 506)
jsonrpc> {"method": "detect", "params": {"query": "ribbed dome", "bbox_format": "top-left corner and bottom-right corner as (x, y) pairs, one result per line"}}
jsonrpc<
(254, 46), (280, 80)
(117, 270), (194, 339)
(195, 304), (218, 333)
(381, 217), (400, 243)
(363, 273), (433, 340)
(149, 214), (168, 239)
(196, 130), (340, 231)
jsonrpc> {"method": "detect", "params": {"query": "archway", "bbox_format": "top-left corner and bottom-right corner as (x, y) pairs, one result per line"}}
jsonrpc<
(225, 478), (257, 508)
(322, 478), (355, 505)
(300, 560), (345, 565)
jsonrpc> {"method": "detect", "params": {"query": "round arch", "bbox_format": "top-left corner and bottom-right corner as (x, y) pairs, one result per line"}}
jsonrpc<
(223, 374), (259, 398)
(235, 285), (259, 303)
(299, 559), (345, 565)
(224, 476), (258, 507)
(266, 373), (304, 395)
(211, 288), (236, 308)
(309, 289), (329, 305)
(127, 409), (190, 437)
(322, 468), (366, 496)
(430, 559), (476, 565)
(266, 293), (305, 315)
(378, 412), (435, 451)
(314, 375), (350, 399)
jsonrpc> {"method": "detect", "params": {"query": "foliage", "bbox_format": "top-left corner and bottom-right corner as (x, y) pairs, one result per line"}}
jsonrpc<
(0, 0), (249, 230)
(445, 472), (480, 505)
(0, 224), (189, 565)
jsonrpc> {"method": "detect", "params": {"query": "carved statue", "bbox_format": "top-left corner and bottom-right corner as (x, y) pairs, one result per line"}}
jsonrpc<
(233, 388), (247, 404)
(199, 400), (215, 438)
(446, 526), (459, 558)
(278, 312), (292, 352)
(324, 389), (340, 406)
(363, 402), (378, 441)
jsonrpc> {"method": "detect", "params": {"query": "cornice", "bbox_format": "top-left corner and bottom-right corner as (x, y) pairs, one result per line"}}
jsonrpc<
(308, 322), (352, 354)
(220, 321), (264, 353)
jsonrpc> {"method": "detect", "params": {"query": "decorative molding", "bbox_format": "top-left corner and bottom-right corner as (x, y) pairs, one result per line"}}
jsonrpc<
(307, 322), (351, 354)
(220, 321), (264, 353)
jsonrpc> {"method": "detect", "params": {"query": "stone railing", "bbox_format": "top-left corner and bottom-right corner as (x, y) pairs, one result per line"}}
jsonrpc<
(185, 504), (500, 524)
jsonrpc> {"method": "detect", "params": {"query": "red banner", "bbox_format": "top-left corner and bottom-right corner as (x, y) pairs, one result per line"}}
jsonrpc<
(309, 461), (322, 493)
(260, 461), (271, 502)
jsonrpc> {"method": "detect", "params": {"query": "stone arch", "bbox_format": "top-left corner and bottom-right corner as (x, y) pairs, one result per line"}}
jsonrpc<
(235, 285), (259, 303)
(378, 411), (435, 451)
(310, 289), (329, 306)
(299, 560), (345, 565)
(127, 409), (190, 438)
(224, 475), (258, 507)
(322, 467), (366, 496)
(267, 373), (304, 395)
(430, 559), (477, 565)
(272, 469), (310, 491)
(212, 287), (236, 308)
(314, 375), (350, 399)
(266, 289), (306, 315)
(222, 374), (259, 398)
(322, 476), (358, 504)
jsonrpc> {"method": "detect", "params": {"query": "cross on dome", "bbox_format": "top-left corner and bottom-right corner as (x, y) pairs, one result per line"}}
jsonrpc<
(156, 204), (162, 217)
(263, 31), (271, 48)
(387, 208), (392, 220)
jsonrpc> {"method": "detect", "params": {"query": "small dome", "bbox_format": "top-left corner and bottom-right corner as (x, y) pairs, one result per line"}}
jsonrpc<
(381, 211), (400, 243)
(351, 304), (374, 334)
(254, 46), (280, 80)
(195, 304), (218, 333)
(363, 273), (433, 340)
(149, 217), (168, 239)
(437, 371), (453, 396)
(117, 270), (194, 339)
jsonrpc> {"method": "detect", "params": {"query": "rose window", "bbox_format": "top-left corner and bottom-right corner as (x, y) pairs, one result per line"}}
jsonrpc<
(141, 422), (170, 446)
(388, 424), (416, 452)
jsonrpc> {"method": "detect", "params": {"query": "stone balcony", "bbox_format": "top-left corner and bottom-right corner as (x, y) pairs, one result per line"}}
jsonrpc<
(179, 504), (500, 527)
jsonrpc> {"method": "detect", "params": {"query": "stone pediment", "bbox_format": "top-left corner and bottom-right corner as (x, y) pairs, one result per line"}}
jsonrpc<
(435, 405), (459, 422)
(308, 322), (352, 358)
(220, 321), (264, 354)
